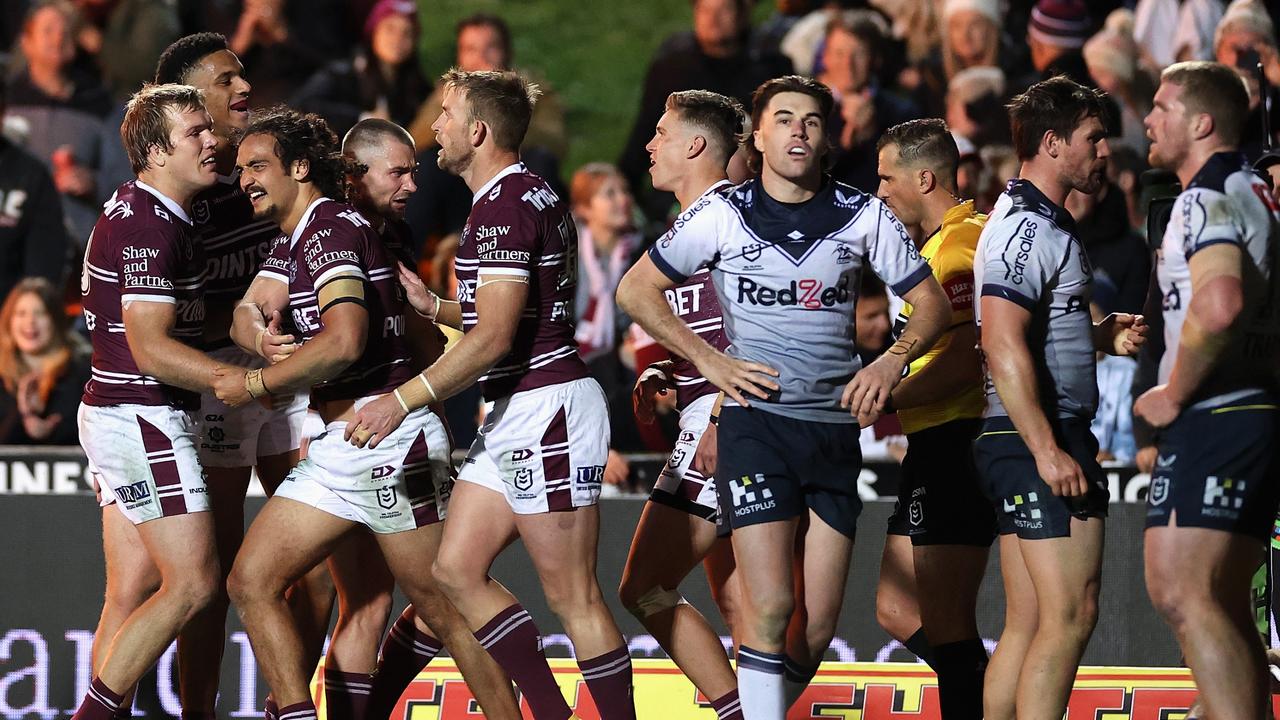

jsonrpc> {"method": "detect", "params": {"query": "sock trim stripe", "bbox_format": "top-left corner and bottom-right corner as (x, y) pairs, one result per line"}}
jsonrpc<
(717, 699), (741, 715)
(579, 653), (632, 679)
(324, 681), (374, 693)
(736, 648), (785, 673)
(87, 686), (121, 710)
(278, 710), (317, 720)
(389, 624), (444, 654)
(476, 609), (533, 648)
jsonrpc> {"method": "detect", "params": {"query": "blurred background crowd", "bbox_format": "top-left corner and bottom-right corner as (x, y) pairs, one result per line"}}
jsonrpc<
(0, 0), (1274, 489)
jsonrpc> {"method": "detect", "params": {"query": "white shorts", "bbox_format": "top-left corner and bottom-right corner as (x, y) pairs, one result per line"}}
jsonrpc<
(197, 347), (310, 468)
(79, 403), (210, 524)
(459, 377), (609, 514)
(649, 394), (719, 522)
(273, 400), (453, 533)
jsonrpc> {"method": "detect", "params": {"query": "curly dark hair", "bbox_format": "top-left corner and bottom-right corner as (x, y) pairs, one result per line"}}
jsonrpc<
(1008, 75), (1109, 161)
(242, 105), (351, 201)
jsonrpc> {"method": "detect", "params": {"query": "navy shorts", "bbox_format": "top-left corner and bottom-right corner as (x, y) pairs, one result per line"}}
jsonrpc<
(715, 406), (862, 539)
(973, 416), (1109, 539)
(1146, 392), (1280, 540)
(887, 418), (997, 547)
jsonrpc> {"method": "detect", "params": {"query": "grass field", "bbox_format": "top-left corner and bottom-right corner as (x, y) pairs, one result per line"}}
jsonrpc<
(414, 0), (773, 176)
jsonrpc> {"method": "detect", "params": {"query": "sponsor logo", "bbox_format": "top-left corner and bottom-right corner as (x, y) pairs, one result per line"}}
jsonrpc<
(520, 186), (559, 211)
(664, 285), (702, 316)
(475, 225), (511, 241)
(510, 449), (535, 463)
(106, 197), (133, 221)
(372, 465), (395, 479)
(513, 467), (534, 492)
(336, 209), (372, 228)
(943, 273), (974, 308)
(123, 246), (161, 261)
(489, 184), (502, 201)
(115, 480), (152, 504)
(153, 205), (170, 222)
(730, 473), (775, 515)
(1002, 492), (1043, 529)
(736, 276), (850, 309)
(208, 427), (225, 443)
(1156, 453), (1177, 469)
(1007, 220), (1038, 285)
(576, 466), (605, 491)
(1203, 476), (1245, 516)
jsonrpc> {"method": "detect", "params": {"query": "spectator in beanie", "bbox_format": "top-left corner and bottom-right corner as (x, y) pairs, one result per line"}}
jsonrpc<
(1013, 0), (1095, 92)
(946, 65), (1008, 149)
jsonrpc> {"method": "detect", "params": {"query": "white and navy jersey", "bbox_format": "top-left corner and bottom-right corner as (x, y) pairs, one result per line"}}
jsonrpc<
(974, 179), (1097, 421)
(1158, 151), (1280, 404)
(649, 177), (930, 424)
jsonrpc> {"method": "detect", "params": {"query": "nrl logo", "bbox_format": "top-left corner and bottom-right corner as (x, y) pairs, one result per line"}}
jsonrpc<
(193, 200), (210, 225)
(742, 242), (766, 262)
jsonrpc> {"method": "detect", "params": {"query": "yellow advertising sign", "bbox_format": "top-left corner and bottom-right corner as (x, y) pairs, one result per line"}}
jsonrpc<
(314, 659), (1279, 719)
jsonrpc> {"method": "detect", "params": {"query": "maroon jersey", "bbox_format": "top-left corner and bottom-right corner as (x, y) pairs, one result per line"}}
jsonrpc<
(81, 180), (206, 409)
(665, 269), (729, 410)
(191, 174), (279, 346)
(258, 198), (415, 403)
(455, 163), (587, 401)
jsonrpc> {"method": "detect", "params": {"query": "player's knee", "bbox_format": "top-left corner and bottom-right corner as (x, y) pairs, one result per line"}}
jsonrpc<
(621, 583), (687, 621)
(341, 587), (394, 634)
(745, 587), (795, 641)
(105, 571), (161, 611)
(543, 575), (604, 619)
(429, 556), (467, 599)
(1039, 590), (1099, 638)
(226, 560), (267, 608)
(170, 569), (221, 620)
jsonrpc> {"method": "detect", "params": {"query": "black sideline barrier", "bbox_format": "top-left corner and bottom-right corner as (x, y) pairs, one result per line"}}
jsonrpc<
(1, 447), (1183, 718)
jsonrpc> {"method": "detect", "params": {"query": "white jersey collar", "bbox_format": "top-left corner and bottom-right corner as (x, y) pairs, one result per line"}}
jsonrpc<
(135, 180), (193, 225)
(472, 162), (526, 206)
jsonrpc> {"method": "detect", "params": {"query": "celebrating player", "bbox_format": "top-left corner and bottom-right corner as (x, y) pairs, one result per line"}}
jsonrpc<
(149, 33), (323, 718)
(218, 107), (512, 720)
(72, 83), (232, 720)
(1138, 61), (1280, 720)
(972, 76), (1145, 720)
(616, 89), (745, 720)
(346, 69), (635, 720)
(617, 75), (951, 719)
(873, 118), (994, 720)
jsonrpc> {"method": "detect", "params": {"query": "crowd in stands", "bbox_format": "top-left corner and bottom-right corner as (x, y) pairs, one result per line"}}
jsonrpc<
(0, 0), (1275, 487)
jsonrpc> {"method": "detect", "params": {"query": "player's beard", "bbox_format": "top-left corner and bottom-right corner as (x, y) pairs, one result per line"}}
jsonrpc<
(438, 141), (474, 176)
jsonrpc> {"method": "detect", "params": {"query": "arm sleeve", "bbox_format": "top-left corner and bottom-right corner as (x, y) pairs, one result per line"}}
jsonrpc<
(474, 201), (541, 278)
(1177, 188), (1242, 259)
(646, 197), (724, 283)
(301, 218), (368, 289)
(866, 198), (931, 296)
(22, 167), (70, 288)
(119, 227), (183, 304)
(978, 213), (1054, 311)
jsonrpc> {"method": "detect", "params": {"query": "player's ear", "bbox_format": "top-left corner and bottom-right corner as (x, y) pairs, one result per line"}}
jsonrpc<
(919, 168), (935, 194)
(471, 119), (487, 148)
(291, 157), (310, 182)
(752, 128), (763, 155)
(687, 134), (707, 160)
(1190, 112), (1214, 142)
(1043, 129), (1061, 159)
(149, 143), (167, 168)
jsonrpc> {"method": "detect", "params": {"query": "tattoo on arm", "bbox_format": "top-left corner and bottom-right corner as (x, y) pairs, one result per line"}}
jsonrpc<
(888, 337), (917, 358)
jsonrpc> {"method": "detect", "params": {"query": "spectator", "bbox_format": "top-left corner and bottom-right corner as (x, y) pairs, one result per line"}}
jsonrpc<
(1090, 301), (1137, 464)
(0, 76), (71, 303)
(909, 0), (1004, 116)
(1213, 0), (1280, 158)
(821, 10), (921, 193)
(74, 0), (181, 103)
(569, 163), (646, 458)
(618, 0), (791, 220)
(1172, 0), (1226, 63)
(6, 0), (106, 249)
(946, 65), (1008, 148)
(291, 0), (430, 138)
(1013, 0), (1095, 92)
(854, 273), (906, 463)
(229, 0), (358, 107)
(1106, 143), (1149, 236)
(1083, 10), (1157, 154)
(1066, 182), (1150, 315)
(0, 277), (90, 444)
(7, 1), (111, 117)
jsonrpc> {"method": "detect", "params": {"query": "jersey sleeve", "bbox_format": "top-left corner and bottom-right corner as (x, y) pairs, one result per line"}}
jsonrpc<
(1178, 188), (1243, 259)
(257, 234), (291, 285)
(301, 218), (368, 288)
(474, 201), (540, 278)
(647, 196), (724, 283)
(978, 212), (1055, 311)
(866, 199), (931, 296)
(118, 226), (182, 304)
(934, 235), (977, 323)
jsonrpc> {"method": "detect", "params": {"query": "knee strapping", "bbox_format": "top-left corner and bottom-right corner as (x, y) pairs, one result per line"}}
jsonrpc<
(625, 585), (688, 618)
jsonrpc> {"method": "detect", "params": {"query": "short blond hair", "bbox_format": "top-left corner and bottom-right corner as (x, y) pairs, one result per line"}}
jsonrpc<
(121, 83), (205, 175)
(441, 68), (541, 152)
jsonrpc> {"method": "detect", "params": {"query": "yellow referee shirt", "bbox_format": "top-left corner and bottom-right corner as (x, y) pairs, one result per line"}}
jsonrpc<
(895, 200), (986, 435)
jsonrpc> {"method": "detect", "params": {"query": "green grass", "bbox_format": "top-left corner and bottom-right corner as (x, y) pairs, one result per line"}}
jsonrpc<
(415, 0), (774, 176)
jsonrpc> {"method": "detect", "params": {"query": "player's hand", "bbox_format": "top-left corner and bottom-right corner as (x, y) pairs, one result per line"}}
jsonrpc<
(212, 366), (255, 407)
(397, 261), (439, 319)
(16, 375), (61, 440)
(1033, 445), (1089, 497)
(258, 310), (297, 363)
(842, 355), (904, 428)
(1134, 383), (1181, 429)
(1095, 313), (1147, 356)
(1135, 445), (1158, 474)
(604, 449), (630, 488)
(632, 361), (675, 425)
(345, 393), (407, 449)
(694, 351), (779, 409)
(693, 421), (718, 476)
